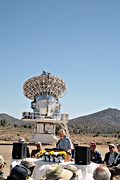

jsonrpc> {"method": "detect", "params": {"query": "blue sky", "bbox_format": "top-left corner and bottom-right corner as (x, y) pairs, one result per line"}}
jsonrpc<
(0, 0), (120, 119)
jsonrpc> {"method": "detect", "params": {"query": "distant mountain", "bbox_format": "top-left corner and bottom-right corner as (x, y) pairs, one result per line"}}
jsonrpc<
(1, 108), (120, 134)
(0, 113), (27, 126)
(68, 108), (120, 134)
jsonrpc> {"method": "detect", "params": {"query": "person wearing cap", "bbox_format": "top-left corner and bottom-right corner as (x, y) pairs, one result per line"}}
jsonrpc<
(20, 158), (35, 177)
(43, 164), (79, 180)
(31, 142), (43, 158)
(56, 129), (73, 156)
(18, 137), (30, 158)
(104, 143), (118, 166)
(0, 155), (6, 180)
(6, 164), (32, 180)
(19, 137), (25, 143)
(90, 142), (102, 164)
(108, 144), (120, 180)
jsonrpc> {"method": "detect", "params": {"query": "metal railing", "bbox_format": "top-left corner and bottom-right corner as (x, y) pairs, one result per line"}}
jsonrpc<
(22, 112), (68, 121)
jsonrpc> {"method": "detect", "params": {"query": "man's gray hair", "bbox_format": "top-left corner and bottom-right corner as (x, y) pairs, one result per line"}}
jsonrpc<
(93, 165), (111, 180)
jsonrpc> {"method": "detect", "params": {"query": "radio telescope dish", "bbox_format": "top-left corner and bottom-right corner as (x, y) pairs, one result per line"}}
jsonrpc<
(23, 71), (67, 100)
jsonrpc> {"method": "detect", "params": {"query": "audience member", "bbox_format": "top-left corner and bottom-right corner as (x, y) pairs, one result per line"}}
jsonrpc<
(6, 164), (32, 180)
(71, 141), (79, 159)
(18, 137), (30, 158)
(43, 164), (79, 180)
(20, 158), (35, 177)
(108, 143), (120, 180)
(90, 142), (102, 163)
(104, 143), (118, 166)
(18, 137), (25, 143)
(31, 142), (43, 158)
(93, 164), (111, 180)
(0, 155), (6, 180)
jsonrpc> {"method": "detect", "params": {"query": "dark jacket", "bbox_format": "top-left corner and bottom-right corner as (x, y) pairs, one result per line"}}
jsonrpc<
(114, 153), (120, 166)
(31, 149), (40, 157)
(104, 152), (118, 166)
(91, 150), (102, 164)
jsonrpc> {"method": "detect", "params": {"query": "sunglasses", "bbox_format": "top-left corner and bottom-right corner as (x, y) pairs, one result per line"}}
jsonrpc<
(90, 144), (96, 147)
(109, 146), (114, 149)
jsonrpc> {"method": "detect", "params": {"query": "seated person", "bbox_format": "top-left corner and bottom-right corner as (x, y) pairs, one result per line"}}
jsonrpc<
(20, 158), (35, 178)
(108, 143), (120, 180)
(6, 164), (32, 180)
(31, 142), (43, 158)
(43, 164), (81, 180)
(0, 155), (7, 180)
(19, 137), (30, 158)
(104, 143), (118, 166)
(71, 142), (79, 159)
(90, 142), (102, 163)
(12, 137), (30, 158)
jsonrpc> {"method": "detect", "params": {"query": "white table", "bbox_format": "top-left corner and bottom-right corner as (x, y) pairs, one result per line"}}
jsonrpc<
(12, 158), (99, 180)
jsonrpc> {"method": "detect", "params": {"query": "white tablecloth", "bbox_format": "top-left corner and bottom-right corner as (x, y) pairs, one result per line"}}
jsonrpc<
(12, 159), (99, 180)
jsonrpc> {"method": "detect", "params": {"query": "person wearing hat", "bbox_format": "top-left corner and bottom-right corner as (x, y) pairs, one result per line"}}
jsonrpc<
(90, 142), (102, 164)
(31, 142), (43, 158)
(20, 158), (35, 177)
(108, 144), (120, 180)
(19, 137), (25, 143)
(0, 155), (6, 180)
(6, 164), (32, 180)
(18, 137), (30, 158)
(104, 143), (118, 166)
(43, 164), (80, 180)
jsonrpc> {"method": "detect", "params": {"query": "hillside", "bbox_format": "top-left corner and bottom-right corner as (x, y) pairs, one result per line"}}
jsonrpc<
(0, 108), (120, 142)
(0, 113), (33, 141)
(0, 113), (22, 125)
(68, 108), (120, 134)
(0, 113), (34, 126)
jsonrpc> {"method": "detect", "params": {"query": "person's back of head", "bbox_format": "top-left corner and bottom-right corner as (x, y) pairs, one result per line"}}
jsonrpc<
(44, 164), (73, 180)
(20, 158), (35, 175)
(7, 164), (31, 180)
(93, 165), (111, 180)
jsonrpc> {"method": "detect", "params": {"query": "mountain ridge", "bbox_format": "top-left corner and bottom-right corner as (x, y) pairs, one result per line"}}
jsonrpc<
(0, 108), (120, 134)
(68, 108), (120, 134)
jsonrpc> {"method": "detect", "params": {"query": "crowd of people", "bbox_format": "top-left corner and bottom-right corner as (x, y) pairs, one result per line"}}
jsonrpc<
(0, 129), (120, 180)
